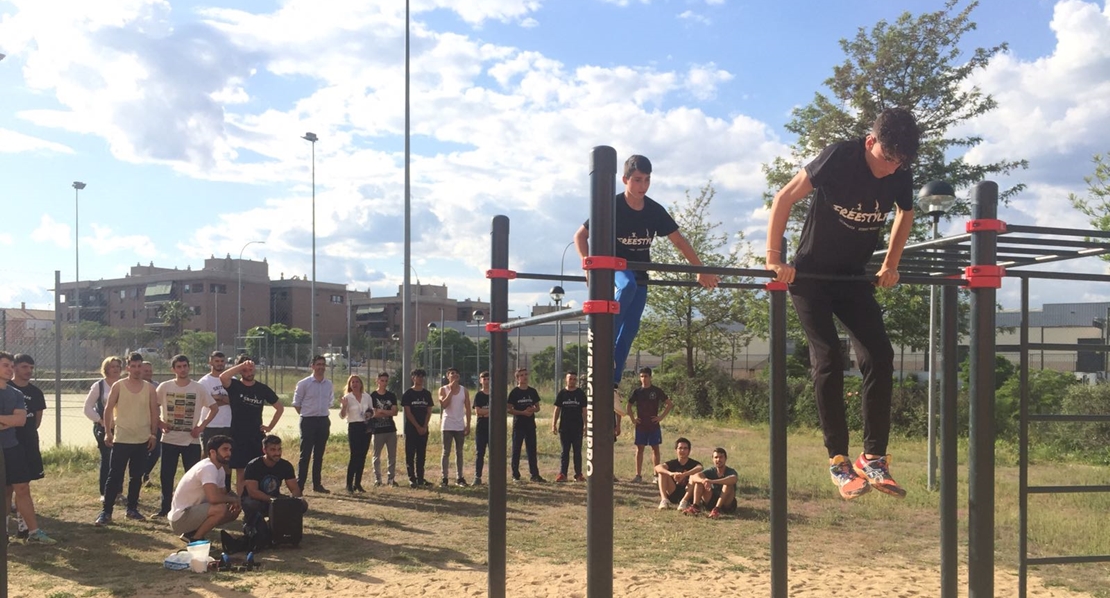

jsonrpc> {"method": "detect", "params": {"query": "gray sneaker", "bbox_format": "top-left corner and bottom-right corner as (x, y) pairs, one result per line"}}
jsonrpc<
(631, 475), (643, 484)
(26, 529), (57, 545)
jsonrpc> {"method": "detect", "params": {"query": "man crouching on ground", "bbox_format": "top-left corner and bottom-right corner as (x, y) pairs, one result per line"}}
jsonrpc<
(168, 434), (241, 542)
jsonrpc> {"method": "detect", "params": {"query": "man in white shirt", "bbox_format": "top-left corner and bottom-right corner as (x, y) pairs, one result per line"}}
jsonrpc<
(155, 354), (217, 518)
(292, 355), (334, 493)
(168, 434), (241, 543)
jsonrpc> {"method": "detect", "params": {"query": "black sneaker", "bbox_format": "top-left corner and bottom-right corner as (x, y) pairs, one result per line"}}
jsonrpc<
(456, 478), (469, 487)
(152, 510), (169, 519)
(511, 474), (522, 483)
(125, 509), (146, 521)
(93, 511), (111, 527)
(388, 479), (398, 487)
(409, 480), (419, 488)
(179, 531), (197, 544)
(473, 476), (483, 485)
(312, 485), (331, 494)
(440, 478), (449, 487)
(530, 475), (548, 484)
(419, 479), (433, 487)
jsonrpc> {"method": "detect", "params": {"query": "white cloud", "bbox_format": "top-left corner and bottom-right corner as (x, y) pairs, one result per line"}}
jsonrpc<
(85, 224), (157, 258)
(678, 10), (712, 26)
(0, 128), (74, 154)
(0, 233), (13, 246)
(30, 215), (71, 248)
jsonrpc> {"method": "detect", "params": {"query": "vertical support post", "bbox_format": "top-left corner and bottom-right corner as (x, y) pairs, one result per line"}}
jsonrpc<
(1018, 276), (1030, 598)
(940, 283), (959, 598)
(968, 181), (999, 598)
(768, 279), (789, 598)
(54, 270), (63, 447)
(586, 145), (617, 598)
(488, 215), (510, 598)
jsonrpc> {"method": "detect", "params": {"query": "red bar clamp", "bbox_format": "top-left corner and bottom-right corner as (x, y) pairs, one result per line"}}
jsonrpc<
(485, 322), (505, 333)
(582, 256), (628, 271)
(486, 269), (517, 279)
(966, 219), (1007, 233)
(582, 300), (620, 314)
(964, 265), (1005, 289)
(765, 281), (788, 292)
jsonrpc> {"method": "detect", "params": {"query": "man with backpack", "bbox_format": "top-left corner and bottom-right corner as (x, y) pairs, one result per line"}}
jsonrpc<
(241, 435), (307, 549)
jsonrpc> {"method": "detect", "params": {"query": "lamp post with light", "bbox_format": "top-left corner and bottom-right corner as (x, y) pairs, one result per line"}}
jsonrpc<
(550, 285), (565, 396)
(918, 180), (957, 491)
(72, 181), (86, 370)
(302, 132), (318, 351)
(426, 322), (436, 371)
(473, 309), (485, 378)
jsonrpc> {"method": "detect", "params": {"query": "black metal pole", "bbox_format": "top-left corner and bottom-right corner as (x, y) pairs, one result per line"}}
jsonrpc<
(586, 145), (617, 598)
(54, 270), (62, 446)
(768, 278), (788, 598)
(1018, 276), (1030, 598)
(968, 181), (999, 598)
(488, 215), (510, 598)
(940, 283), (959, 598)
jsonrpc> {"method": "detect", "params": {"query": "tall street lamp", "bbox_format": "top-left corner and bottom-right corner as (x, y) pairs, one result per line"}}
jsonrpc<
(550, 285), (565, 396)
(473, 309), (485, 377)
(238, 240), (266, 350)
(918, 180), (956, 492)
(72, 181), (86, 370)
(438, 307), (445, 383)
(302, 131), (318, 351)
(426, 322), (436, 371)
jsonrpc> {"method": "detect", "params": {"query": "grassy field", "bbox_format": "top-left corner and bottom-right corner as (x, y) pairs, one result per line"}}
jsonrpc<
(9, 416), (1110, 597)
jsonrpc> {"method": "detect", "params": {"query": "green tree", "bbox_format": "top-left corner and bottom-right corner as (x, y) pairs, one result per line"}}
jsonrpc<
(245, 323), (310, 363)
(634, 182), (757, 384)
(177, 331), (217, 367)
(1069, 152), (1110, 262)
(415, 328), (483, 382)
(530, 345), (587, 383)
(160, 300), (193, 337)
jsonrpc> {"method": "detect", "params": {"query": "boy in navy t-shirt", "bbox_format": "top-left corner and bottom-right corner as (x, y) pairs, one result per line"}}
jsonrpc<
(401, 369), (433, 487)
(551, 371), (587, 482)
(507, 368), (544, 483)
(472, 371), (491, 485)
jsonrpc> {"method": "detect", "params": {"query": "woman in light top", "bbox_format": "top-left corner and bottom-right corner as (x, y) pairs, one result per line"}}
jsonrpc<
(83, 356), (123, 499)
(339, 375), (371, 492)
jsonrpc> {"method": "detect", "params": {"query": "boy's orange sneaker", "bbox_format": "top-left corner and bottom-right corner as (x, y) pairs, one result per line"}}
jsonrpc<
(853, 454), (907, 499)
(554, 473), (567, 483)
(830, 455), (870, 500)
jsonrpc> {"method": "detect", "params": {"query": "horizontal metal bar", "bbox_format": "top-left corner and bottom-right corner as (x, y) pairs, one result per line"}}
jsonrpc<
(497, 308), (586, 331)
(997, 344), (1110, 352)
(513, 272), (586, 283)
(999, 236), (1110, 250)
(1027, 485), (1110, 494)
(1027, 555), (1110, 565)
(625, 261), (771, 279)
(1028, 414), (1110, 422)
(1003, 249), (1110, 270)
(645, 280), (769, 290)
(1006, 224), (1110, 238)
(1008, 270), (1110, 283)
(875, 233), (972, 257)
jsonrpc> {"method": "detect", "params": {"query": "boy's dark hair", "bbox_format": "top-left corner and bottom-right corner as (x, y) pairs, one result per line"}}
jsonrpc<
(514, 368), (528, 376)
(236, 354), (253, 365)
(311, 354), (326, 365)
(0, 351), (13, 364)
(411, 368), (427, 378)
(675, 437), (691, 449)
(262, 435), (282, 447)
(171, 354), (190, 367)
(713, 447), (728, 458)
(623, 154), (652, 179)
(871, 108), (920, 164)
(377, 372), (390, 379)
(479, 371), (489, 378)
(206, 434), (233, 455)
(210, 350), (226, 359)
(566, 370), (578, 377)
(127, 352), (143, 363)
(639, 367), (652, 376)
(13, 354), (34, 366)
(447, 367), (459, 375)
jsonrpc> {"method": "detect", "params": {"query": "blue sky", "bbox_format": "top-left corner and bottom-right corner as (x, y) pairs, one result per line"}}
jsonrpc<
(2, 0), (1109, 318)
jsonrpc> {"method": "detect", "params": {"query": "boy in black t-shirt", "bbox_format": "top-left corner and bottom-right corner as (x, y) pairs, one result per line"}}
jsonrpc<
(766, 107), (920, 501)
(472, 371), (491, 485)
(219, 356), (285, 496)
(401, 369), (433, 487)
(574, 155), (720, 392)
(507, 368), (544, 483)
(369, 372), (399, 486)
(551, 371), (587, 482)
(242, 435), (307, 519)
(656, 437), (702, 511)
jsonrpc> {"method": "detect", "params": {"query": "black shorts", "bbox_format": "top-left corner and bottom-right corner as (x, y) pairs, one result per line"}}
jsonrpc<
(3, 445), (33, 485)
(666, 485), (688, 504)
(704, 491), (737, 513)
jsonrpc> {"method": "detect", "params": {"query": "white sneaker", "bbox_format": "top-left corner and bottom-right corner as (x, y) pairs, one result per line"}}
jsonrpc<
(676, 499), (690, 511)
(658, 499), (673, 510)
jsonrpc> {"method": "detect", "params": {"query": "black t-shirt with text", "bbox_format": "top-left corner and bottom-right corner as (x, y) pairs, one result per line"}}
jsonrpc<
(553, 388), (586, 433)
(244, 456), (296, 498)
(369, 390), (398, 434)
(10, 381), (45, 449)
(584, 192), (679, 282)
(508, 386), (541, 428)
(401, 388), (433, 434)
(227, 379), (280, 442)
(794, 139), (914, 276)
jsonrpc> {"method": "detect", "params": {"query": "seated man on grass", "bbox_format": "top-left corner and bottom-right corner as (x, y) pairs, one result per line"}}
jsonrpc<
(682, 447), (738, 519)
(168, 434), (241, 542)
(655, 436), (702, 510)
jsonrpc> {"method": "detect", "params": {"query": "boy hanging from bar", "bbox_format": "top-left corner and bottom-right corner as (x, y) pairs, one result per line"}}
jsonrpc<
(573, 154), (720, 409)
(765, 107), (920, 500)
